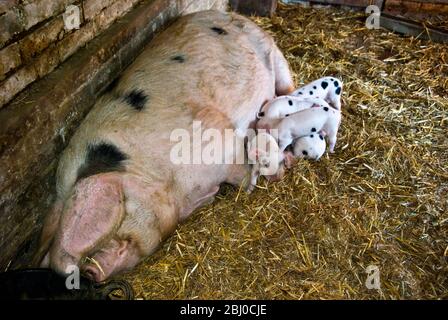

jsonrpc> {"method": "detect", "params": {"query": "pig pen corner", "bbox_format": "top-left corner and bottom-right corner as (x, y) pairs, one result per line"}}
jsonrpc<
(0, 0), (447, 300)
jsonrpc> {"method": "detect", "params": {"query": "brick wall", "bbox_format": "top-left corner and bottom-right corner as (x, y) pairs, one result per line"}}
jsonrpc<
(0, 0), (228, 270)
(0, 0), (147, 109)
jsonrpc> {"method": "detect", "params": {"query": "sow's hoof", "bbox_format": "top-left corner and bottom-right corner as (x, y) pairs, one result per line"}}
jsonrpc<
(0, 269), (134, 300)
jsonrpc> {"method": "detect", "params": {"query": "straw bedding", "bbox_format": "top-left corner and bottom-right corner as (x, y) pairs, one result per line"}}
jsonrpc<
(123, 4), (448, 299)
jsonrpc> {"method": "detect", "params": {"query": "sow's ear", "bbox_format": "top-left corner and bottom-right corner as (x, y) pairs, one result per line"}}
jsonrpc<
(49, 173), (126, 274)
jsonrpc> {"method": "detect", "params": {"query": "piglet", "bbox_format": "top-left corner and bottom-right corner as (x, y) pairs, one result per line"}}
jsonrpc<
(293, 133), (327, 161)
(256, 96), (331, 131)
(277, 106), (341, 152)
(292, 77), (343, 110)
(246, 132), (283, 193)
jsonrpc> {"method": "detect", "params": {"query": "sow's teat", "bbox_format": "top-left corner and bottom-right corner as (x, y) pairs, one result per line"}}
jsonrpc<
(0, 268), (134, 300)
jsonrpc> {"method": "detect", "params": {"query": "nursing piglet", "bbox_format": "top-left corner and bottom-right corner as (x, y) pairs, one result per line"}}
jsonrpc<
(256, 96), (331, 131)
(293, 133), (327, 161)
(277, 106), (341, 152)
(247, 132), (283, 193)
(292, 77), (343, 110)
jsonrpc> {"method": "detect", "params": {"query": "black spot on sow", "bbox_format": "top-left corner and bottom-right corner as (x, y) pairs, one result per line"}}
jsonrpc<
(211, 27), (227, 35)
(124, 89), (148, 111)
(302, 150), (308, 156)
(311, 128), (317, 132)
(321, 81), (328, 89)
(77, 142), (129, 181)
(171, 55), (185, 63)
(288, 100), (293, 106)
(324, 107), (329, 112)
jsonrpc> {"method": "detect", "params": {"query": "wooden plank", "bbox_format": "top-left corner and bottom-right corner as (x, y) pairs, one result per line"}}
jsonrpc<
(390, 0), (448, 4)
(310, 0), (384, 7)
(380, 13), (448, 43)
(230, 0), (277, 17)
(384, 0), (448, 14)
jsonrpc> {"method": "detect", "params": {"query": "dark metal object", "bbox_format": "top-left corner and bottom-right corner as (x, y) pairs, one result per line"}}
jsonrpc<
(0, 269), (134, 300)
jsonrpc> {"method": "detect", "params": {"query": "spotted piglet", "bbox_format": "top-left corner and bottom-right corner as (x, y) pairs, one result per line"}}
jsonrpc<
(256, 96), (331, 131)
(293, 133), (326, 161)
(277, 105), (341, 153)
(246, 132), (283, 193)
(292, 77), (343, 110)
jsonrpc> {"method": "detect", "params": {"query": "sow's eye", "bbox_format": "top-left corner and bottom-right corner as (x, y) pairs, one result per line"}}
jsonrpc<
(258, 112), (265, 117)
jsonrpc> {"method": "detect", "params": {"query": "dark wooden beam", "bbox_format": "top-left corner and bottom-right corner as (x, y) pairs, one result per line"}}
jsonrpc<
(230, 0), (277, 17)
(310, 0), (384, 7)
(380, 13), (448, 43)
(384, 0), (448, 14)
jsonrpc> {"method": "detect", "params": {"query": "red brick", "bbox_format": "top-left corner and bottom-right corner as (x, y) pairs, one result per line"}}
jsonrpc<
(22, 0), (75, 30)
(93, 0), (140, 32)
(33, 44), (61, 78)
(18, 18), (65, 63)
(0, 65), (37, 108)
(83, 0), (116, 21)
(57, 20), (97, 62)
(0, 7), (26, 49)
(0, 43), (22, 81)
(0, 0), (19, 15)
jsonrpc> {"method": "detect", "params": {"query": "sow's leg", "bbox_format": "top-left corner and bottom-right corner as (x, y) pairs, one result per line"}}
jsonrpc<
(273, 45), (295, 96)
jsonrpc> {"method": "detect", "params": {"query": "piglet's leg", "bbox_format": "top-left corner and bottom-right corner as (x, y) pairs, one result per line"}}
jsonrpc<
(328, 134), (337, 153)
(49, 173), (126, 276)
(247, 166), (260, 194)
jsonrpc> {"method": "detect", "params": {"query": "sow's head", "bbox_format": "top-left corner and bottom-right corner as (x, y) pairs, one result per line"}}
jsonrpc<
(35, 143), (177, 282)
